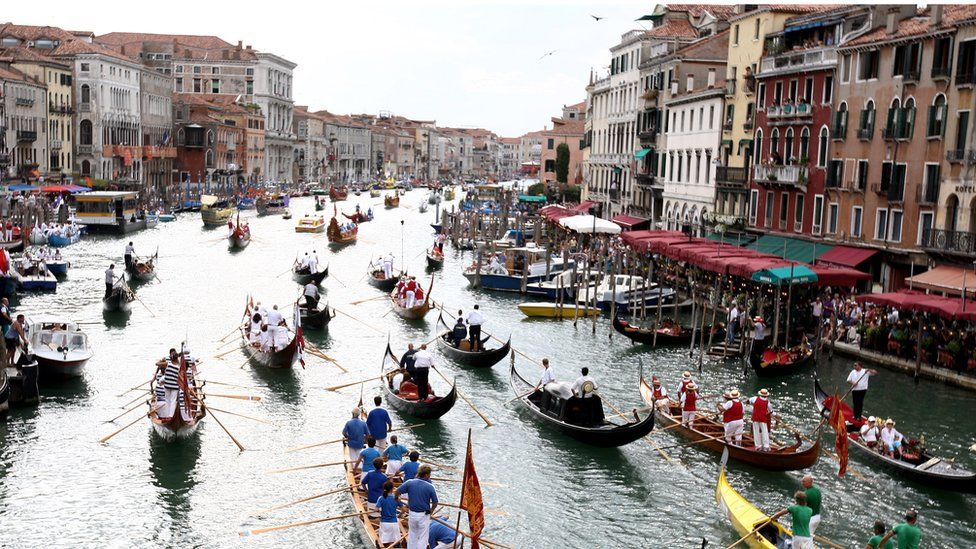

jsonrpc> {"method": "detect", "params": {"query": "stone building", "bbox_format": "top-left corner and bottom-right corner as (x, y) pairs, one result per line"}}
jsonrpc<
(0, 62), (47, 181)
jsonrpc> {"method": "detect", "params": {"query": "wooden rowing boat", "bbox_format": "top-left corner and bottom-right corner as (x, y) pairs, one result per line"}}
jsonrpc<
(239, 310), (301, 369)
(638, 368), (820, 471)
(750, 345), (814, 377)
(343, 452), (407, 548)
(367, 266), (399, 292)
(228, 215), (250, 249)
(384, 193), (400, 208)
(510, 356), (655, 447)
(103, 276), (135, 312)
(299, 302), (334, 330)
(149, 355), (206, 440)
(813, 377), (976, 492)
(126, 251), (157, 282)
(715, 452), (793, 548)
(435, 312), (510, 368)
(426, 248), (444, 268)
(292, 264), (329, 285)
(327, 217), (357, 245)
(390, 278), (434, 320)
(381, 342), (457, 419)
(612, 314), (725, 345)
(329, 185), (348, 202)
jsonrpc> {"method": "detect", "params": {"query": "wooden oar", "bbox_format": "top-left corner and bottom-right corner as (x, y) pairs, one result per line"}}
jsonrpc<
(652, 430), (729, 452)
(491, 335), (542, 368)
(777, 417), (865, 480)
(205, 404), (245, 451)
(504, 388), (536, 405)
(131, 291), (156, 317)
(724, 517), (773, 549)
(204, 379), (262, 390)
(266, 459), (354, 475)
(106, 399), (148, 423)
(422, 458), (461, 473)
(218, 325), (243, 342)
(333, 307), (385, 334)
(98, 412), (147, 443)
(349, 295), (387, 305)
(204, 406), (274, 426)
(239, 510), (371, 537)
(117, 379), (151, 397)
(437, 501), (508, 516)
(650, 411), (723, 434)
(603, 399), (675, 463)
(430, 517), (513, 549)
(248, 485), (355, 517)
(120, 389), (152, 408)
(430, 477), (505, 488)
(284, 423), (424, 454)
(304, 344), (348, 373)
(431, 365), (492, 427)
(208, 392), (262, 402)
(214, 346), (244, 360)
(237, 345), (260, 369)
(324, 374), (385, 392)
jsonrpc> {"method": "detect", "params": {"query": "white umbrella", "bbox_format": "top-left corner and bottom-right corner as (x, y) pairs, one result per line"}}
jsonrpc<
(558, 214), (621, 234)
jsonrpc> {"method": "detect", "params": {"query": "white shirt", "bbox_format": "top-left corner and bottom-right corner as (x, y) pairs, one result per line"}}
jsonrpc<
(880, 426), (903, 446)
(308, 256), (318, 272)
(300, 255), (310, 268)
(539, 367), (556, 386)
(572, 375), (597, 397)
(729, 306), (739, 322)
(466, 310), (484, 326)
(304, 283), (319, 298)
(267, 308), (284, 326)
(105, 268), (115, 284)
(124, 244), (134, 255)
(860, 423), (879, 443)
(812, 302), (823, 317)
(754, 322), (766, 340)
(847, 369), (872, 391)
(413, 349), (434, 369)
(392, 372), (404, 391)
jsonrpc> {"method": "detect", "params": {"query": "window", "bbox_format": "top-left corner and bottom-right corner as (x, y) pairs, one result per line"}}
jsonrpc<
(709, 105), (715, 129)
(957, 40), (976, 84)
(823, 75), (833, 104)
(817, 127), (829, 167)
(859, 50), (880, 80)
(903, 97), (916, 138)
(175, 65), (183, 73)
(812, 195), (824, 235)
(827, 203), (839, 234)
(840, 55), (852, 84)
(681, 111), (685, 131)
(794, 195), (804, 232)
(754, 129), (764, 164)
(733, 25), (739, 46)
(544, 159), (555, 172)
(852, 206), (863, 237)
(923, 163), (941, 203)
(80, 84), (90, 103)
(918, 212), (934, 245)
(832, 102), (848, 137)
(799, 127), (810, 162)
(779, 193), (789, 230)
(890, 210), (903, 242)
(749, 189), (759, 225)
(856, 160), (869, 191)
(875, 209), (889, 240)
(770, 128), (780, 159)
(79, 119), (92, 145)
(547, 138), (554, 150)
(246, 68), (254, 76)
(784, 128), (794, 163)
(757, 83), (766, 108)
(804, 78), (814, 104)
(193, 78), (201, 93)
(858, 100), (876, 138)
(690, 110), (695, 131)
(927, 95), (947, 137)
(80, 62), (90, 72)
(774, 82), (783, 105)
(788, 80), (798, 103)
(175, 77), (183, 92)
(246, 80), (253, 95)
(754, 19), (760, 40)
(765, 191), (774, 227)
(893, 43), (921, 80)
(193, 66), (201, 74)
(211, 79), (220, 93)
(212, 66), (220, 75)
(956, 111), (970, 150)
(932, 37), (953, 77)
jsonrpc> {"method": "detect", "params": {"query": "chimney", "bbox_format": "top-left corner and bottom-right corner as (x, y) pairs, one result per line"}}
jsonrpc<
(222, 49), (229, 60)
(671, 81), (679, 95)
(237, 40), (243, 49)
(886, 10), (898, 34)
(932, 4), (944, 25)
(245, 45), (252, 51)
(707, 68), (716, 88)
(687, 74), (695, 92)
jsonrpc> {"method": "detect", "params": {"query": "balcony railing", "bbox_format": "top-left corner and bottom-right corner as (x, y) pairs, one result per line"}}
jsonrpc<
(722, 121), (733, 132)
(767, 103), (812, 120)
(17, 130), (37, 142)
(77, 144), (94, 155)
(857, 127), (873, 140)
(49, 103), (73, 115)
(760, 47), (838, 75)
(50, 139), (62, 150)
(932, 65), (951, 79)
(716, 166), (747, 187)
(902, 70), (920, 83)
(78, 102), (91, 112)
(143, 146), (177, 158)
(15, 97), (34, 107)
(753, 164), (808, 186)
(725, 80), (736, 96)
(947, 149), (966, 163)
(921, 228), (976, 256)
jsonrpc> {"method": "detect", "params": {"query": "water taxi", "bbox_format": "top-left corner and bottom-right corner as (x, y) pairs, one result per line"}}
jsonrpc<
(73, 191), (146, 233)
(28, 317), (93, 378)
(295, 215), (327, 233)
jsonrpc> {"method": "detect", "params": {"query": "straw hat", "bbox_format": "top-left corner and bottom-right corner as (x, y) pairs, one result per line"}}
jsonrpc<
(729, 389), (740, 399)
(875, 417), (884, 425)
(687, 383), (698, 391)
(758, 388), (770, 397)
(651, 376), (661, 385)
(682, 371), (692, 379)
(885, 418), (895, 425)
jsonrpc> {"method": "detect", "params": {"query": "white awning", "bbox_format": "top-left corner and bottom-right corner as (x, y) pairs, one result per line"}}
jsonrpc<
(558, 214), (621, 234)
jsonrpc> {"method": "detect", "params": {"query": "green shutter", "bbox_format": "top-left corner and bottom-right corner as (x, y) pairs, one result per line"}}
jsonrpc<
(927, 105), (937, 137)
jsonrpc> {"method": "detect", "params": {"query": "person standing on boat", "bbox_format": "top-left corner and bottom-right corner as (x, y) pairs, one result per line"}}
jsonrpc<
(677, 370), (695, 399)
(412, 344), (434, 400)
(396, 465), (438, 549)
(847, 362), (877, 420)
(5, 314), (28, 365)
(751, 316), (767, 359)
(124, 242), (135, 270)
(104, 264), (117, 299)
(748, 389), (774, 452)
(466, 304), (484, 351)
(382, 253), (394, 279)
(878, 509), (921, 549)
(717, 389), (744, 444)
(376, 480), (404, 545)
(727, 301), (739, 344)
(649, 376), (670, 412)
(309, 250), (320, 273)
(801, 474), (822, 535)
(342, 407), (369, 462)
(399, 450), (421, 481)
(400, 343), (418, 379)
(536, 358), (556, 391)
(158, 351), (183, 420)
(303, 282), (319, 310)
(771, 491), (814, 549)
(266, 305), (284, 349)
(367, 396), (393, 450)
(0, 298), (12, 339)
(679, 383), (698, 426)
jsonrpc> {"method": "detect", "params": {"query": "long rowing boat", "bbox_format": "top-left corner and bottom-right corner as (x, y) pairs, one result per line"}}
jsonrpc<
(612, 314), (724, 345)
(149, 354), (206, 440)
(715, 451), (793, 548)
(750, 345), (814, 377)
(343, 451), (407, 547)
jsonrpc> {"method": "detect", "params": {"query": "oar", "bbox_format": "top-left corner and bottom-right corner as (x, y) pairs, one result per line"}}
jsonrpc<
(303, 343), (348, 373)
(349, 295), (387, 306)
(652, 430), (730, 452)
(324, 374), (386, 392)
(266, 460), (354, 475)
(205, 404), (246, 451)
(214, 345), (244, 360)
(239, 510), (371, 537)
(430, 477), (505, 488)
(504, 388), (536, 405)
(98, 412), (147, 443)
(777, 417), (865, 480)
(437, 501), (508, 516)
(603, 399), (675, 463)
(492, 335), (542, 368)
(248, 485), (355, 517)
(204, 379), (263, 390)
(422, 458), (461, 473)
(117, 379), (151, 397)
(813, 534), (848, 549)
(724, 517), (774, 549)
(120, 389), (152, 408)
(430, 517), (514, 549)
(333, 307), (385, 334)
(430, 365), (492, 427)
(204, 406), (274, 426)
(649, 411), (723, 434)
(218, 325), (243, 342)
(605, 406), (654, 421)
(131, 291), (156, 317)
(106, 399), (148, 423)
(237, 345), (260, 369)
(284, 423), (423, 454)
(208, 392), (262, 402)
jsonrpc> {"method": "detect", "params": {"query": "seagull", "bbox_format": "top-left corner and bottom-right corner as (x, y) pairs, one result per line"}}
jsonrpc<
(539, 50), (557, 60)
(591, 14), (604, 21)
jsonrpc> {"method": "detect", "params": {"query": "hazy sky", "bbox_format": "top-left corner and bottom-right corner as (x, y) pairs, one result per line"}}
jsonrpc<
(5, 0), (654, 136)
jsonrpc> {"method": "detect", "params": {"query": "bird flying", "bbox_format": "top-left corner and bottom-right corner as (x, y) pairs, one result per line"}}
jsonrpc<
(591, 15), (604, 21)
(538, 50), (557, 60)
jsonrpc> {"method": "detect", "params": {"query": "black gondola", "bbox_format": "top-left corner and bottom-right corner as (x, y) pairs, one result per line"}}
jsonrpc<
(381, 342), (457, 419)
(299, 302), (335, 330)
(293, 264), (329, 285)
(367, 265), (399, 292)
(612, 314), (725, 345)
(103, 276), (135, 312)
(813, 377), (976, 492)
(435, 312), (510, 368)
(750, 345), (814, 377)
(509, 355), (655, 447)
(426, 249), (444, 269)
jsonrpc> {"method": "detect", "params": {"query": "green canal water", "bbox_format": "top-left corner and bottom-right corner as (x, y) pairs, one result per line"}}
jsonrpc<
(0, 191), (974, 547)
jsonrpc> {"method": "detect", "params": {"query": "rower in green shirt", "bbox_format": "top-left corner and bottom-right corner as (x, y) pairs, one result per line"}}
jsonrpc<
(772, 491), (814, 549)
(801, 474), (822, 535)
(878, 509), (921, 549)
(865, 520), (894, 549)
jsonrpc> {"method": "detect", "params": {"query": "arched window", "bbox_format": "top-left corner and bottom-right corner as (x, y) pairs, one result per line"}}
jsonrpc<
(859, 100), (876, 138)
(754, 129), (764, 165)
(799, 127), (810, 162)
(904, 97), (916, 138)
(79, 119), (93, 145)
(929, 94), (947, 137)
(817, 126), (829, 167)
(834, 101), (848, 137)
(80, 84), (90, 103)
(81, 160), (91, 175)
(770, 128), (780, 163)
(886, 97), (901, 137)
(207, 130), (215, 145)
(785, 128), (795, 163)
(205, 149), (214, 167)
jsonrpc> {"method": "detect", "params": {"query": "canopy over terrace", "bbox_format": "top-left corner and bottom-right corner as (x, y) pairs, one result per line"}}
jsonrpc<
(558, 214), (621, 234)
(855, 291), (976, 322)
(538, 204), (576, 222)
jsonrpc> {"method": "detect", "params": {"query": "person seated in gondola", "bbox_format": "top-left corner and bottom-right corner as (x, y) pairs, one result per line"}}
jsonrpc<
(571, 367), (598, 399)
(860, 415), (881, 448)
(449, 317), (467, 345)
(880, 418), (904, 458)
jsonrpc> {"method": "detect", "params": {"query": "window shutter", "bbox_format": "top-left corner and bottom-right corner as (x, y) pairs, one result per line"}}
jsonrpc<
(927, 105), (937, 136)
(881, 162), (892, 190)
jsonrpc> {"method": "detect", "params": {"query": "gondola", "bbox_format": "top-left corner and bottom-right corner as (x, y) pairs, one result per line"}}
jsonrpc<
(103, 276), (135, 312)
(292, 263), (329, 285)
(380, 342), (457, 419)
(435, 311), (510, 368)
(126, 251), (157, 282)
(327, 217), (357, 245)
(384, 193), (400, 208)
(228, 216), (250, 249)
(329, 185), (348, 202)
(813, 377), (976, 492)
(510, 357), (655, 447)
(367, 265), (400, 292)
(0, 367), (9, 418)
(299, 301), (335, 330)
(426, 247), (444, 268)
(749, 344), (813, 377)
(343, 211), (372, 223)
(255, 193), (287, 216)
(612, 314), (725, 345)
(715, 450), (794, 549)
(239, 306), (301, 369)
(148, 355), (206, 440)
(390, 278), (434, 320)
(638, 368), (820, 471)
(369, 189), (381, 198)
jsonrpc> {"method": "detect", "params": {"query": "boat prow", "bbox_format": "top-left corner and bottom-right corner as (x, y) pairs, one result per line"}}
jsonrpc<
(715, 458), (793, 548)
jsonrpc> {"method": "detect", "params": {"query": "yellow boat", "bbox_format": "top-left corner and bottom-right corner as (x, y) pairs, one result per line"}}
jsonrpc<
(200, 195), (234, 227)
(517, 302), (601, 319)
(715, 458), (793, 549)
(295, 215), (326, 233)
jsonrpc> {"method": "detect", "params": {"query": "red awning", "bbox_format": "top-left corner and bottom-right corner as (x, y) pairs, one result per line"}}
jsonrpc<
(571, 200), (596, 212)
(40, 184), (90, 193)
(809, 265), (872, 287)
(855, 291), (976, 321)
(815, 245), (878, 269)
(539, 205), (575, 221)
(610, 214), (650, 230)
(619, 230), (684, 249)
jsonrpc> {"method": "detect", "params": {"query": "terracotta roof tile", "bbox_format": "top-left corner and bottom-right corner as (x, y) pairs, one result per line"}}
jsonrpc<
(729, 5), (834, 23)
(842, 7), (971, 48)
(49, 38), (135, 63)
(0, 64), (36, 84)
(544, 119), (585, 137)
(0, 45), (69, 67)
(96, 32), (234, 50)
(0, 23), (75, 42)
(648, 19), (699, 39)
(666, 4), (737, 21)
(566, 101), (586, 110)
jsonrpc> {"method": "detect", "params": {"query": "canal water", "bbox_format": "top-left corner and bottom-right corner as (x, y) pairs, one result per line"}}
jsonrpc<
(0, 191), (973, 548)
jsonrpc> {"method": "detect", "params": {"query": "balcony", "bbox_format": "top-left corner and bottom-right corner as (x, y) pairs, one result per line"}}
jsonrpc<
(901, 70), (920, 84)
(743, 119), (754, 130)
(78, 102), (91, 112)
(857, 127), (873, 140)
(49, 103), (73, 115)
(932, 65), (951, 80)
(947, 149), (965, 163)
(635, 173), (657, 188)
(921, 228), (976, 257)
(15, 97), (34, 107)
(760, 47), (838, 76)
(17, 130), (37, 142)
(870, 183), (887, 195)
(725, 80), (736, 96)
(753, 164), (808, 188)
(766, 103), (813, 124)
(716, 166), (748, 188)
(722, 121), (733, 132)
(143, 146), (177, 159)
(77, 144), (94, 155)
(50, 139), (62, 150)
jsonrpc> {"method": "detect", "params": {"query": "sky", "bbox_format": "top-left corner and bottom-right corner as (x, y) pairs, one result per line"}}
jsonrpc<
(5, 0), (653, 136)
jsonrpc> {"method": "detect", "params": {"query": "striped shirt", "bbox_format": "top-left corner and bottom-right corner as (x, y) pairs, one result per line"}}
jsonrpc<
(162, 360), (182, 390)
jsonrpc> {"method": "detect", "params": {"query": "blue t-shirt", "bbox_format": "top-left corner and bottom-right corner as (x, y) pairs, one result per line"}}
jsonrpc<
(429, 519), (456, 546)
(396, 478), (438, 513)
(366, 407), (392, 439)
(376, 494), (402, 523)
(360, 447), (381, 472)
(400, 460), (420, 481)
(360, 470), (387, 503)
(384, 443), (408, 462)
(343, 418), (368, 449)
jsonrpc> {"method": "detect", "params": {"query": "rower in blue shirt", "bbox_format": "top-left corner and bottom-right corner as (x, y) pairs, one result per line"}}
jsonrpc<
(354, 436), (382, 473)
(383, 435), (409, 475)
(375, 480), (404, 545)
(359, 457), (388, 508)
(399, 450), (421, 481)
(366, 396), (393, 449)
(396, 465), (438, 549)
(428, 515), (458, 549)
(342, 407), (368, 461)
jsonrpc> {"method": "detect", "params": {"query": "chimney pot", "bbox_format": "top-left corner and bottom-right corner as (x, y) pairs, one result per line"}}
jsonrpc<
(237, 40), (243, 49)
(886, 12), (898, 34)
(932, 5), (944, 25)
(707, 69), (716, 88)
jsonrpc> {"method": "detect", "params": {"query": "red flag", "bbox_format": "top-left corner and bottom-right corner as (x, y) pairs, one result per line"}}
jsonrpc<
(460, 433), (485, 548)
(828, 394), (849, 476)
(0, 250), (8, 274)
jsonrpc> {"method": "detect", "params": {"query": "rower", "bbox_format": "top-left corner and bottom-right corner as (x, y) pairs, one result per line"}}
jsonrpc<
(366, 395), (393, 450)
(752, 316), (767, 357)
(383, 435), (409, 475)
(771, 491), (814, 549)
(360, 457), (388, 511)
(571, 367), (598, 398)
(404, 277), (417, 308)
(395, 465), (438, 549)
(428, 515), (458, 549)
(355, 436), (382, 473)
(860, 415), (881, 448)
(680, 383), (698, 427)
(382, 253), (394, 279)
(308, 250), (319, 273)
(248, 313), (263, 343)
(400, 344), (418, 376)
(866, 520), (894, 549)
(880, 418), (904, 458)
(450, 316), (467, 346)
(303, 282), (320, 310)
(399, 450), (421, 481)
(846, 362), (878, 420)
(342, 407), (368, 462)
(266, 304), (284, 344)
(158, 350), (183, 420)
(104, 264), (116, 299)
(466, 304), (484, 351)
(878, 509), (921, 549)
(649, 376), (669, 412)
(748, 388), (774, 452)
(677, 371), (694, 398)
(801, 474), (822, 536)
(376, 480), (404, 545)
(123, 241), (135, 270)
(717, 389), (744, 444)
(412, 344), (434, 401)
(536, 358), (556, 391)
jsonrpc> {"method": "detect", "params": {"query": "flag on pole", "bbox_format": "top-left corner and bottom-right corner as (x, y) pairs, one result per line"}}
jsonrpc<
(0, 249), (8, 275)
(293, 305), (306, 368)
(828, 394), (849, 476)
(460, 431), (485, 548)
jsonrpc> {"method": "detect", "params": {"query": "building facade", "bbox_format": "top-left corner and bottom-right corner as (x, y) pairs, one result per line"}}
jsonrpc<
(0, 63), (47, 181)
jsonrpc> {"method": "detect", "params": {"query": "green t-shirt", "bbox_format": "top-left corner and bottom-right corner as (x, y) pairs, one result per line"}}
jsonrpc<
(867, 534), (894, 549)
(788, 504), (812, 538)
(804, 486), (822, 516)
(892, 522), (922, 549)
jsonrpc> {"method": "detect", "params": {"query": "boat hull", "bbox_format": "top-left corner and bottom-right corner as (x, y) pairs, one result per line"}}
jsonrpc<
(750, 347), (814, 377)
(716, 467), (791, 549)
(47, 233), (81, 248)
(228, 234), (250, 249)
(241, 336), (299, 369)
(300, 306), (334, 330)
(518, 302), (601, 318)
(382, 344), (456, 419)
(292, 267), (329, 285)
(35, 355), (89, 378)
